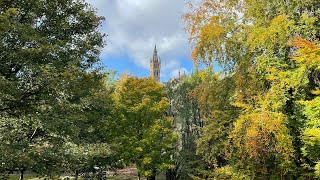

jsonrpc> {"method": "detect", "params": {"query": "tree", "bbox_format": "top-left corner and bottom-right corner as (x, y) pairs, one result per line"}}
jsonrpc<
(165, 72), (206, 180)
(291, 38), (320, 178)
(191, 69), (242, 179)
(184, 0), (319, 178)
(0, 0), (113, 177)
(0, 0), (105, 116)
(113, 76), (177, 180)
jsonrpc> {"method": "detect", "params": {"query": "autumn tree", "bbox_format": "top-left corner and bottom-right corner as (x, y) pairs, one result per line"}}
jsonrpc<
(184, 0), (319, 178)
(290, 38), (320, 178)
(113, 76), (177, 180)
(192, 69), (240, 177)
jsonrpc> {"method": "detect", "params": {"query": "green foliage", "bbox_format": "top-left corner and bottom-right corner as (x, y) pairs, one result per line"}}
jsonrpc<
(63, 142), (114, 178)
(230, 110), (295, 177)
(165, 72), (206, 179)
(211, 166), (250, 180)
(301, 96), (320, 162)
(0, 0), (116, 177)
(2, 0), (320, 179)
(315, 162), (320, 178)
(294, 39), (320, 177)
(113, 76), (177, 178)
(193, 69), (239, 168)
(185, 0), (320, 178)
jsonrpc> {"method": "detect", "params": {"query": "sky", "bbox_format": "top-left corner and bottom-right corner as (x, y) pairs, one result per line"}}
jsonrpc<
(86, 0), (194, 82)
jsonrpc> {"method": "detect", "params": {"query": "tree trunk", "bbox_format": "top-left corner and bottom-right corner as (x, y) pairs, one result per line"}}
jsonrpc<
(147, 175), (156, 180)
(19, 169), (24, 180)
(75, 170), (79, 180)
(166, 169), (178, 180)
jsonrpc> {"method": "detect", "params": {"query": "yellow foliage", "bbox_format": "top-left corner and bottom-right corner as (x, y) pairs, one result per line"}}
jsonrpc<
(291, 37), (320, 65)
(232, 110), (294, 162)
(199, 16), (225, 42)
(142, 157), (152, 165)
(247, 14), (292, 51)
(303, 128), (320, 146)
(311, 90), (320, 95)
(135, 147), (143, 152)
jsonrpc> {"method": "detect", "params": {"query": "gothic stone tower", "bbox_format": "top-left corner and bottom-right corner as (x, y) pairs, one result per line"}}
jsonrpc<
(150, 45), (161, 82)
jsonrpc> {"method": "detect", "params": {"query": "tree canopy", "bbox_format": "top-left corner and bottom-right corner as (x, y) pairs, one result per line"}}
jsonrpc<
(184, 0), (320, 178)
(1, 0), (320, 179)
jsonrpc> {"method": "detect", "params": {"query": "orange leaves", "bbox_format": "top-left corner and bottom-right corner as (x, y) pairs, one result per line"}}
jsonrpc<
(191, 47), (198, 66)
(292, 37), (317, 49)
(231, 110), (294, 164)
(291, 37), (320, 65)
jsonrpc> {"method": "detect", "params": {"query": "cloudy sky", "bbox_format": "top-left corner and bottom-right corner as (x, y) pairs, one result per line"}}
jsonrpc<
(86, 0), (194, 81)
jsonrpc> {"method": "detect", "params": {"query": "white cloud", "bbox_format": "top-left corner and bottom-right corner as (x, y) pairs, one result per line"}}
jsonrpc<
(86, 0), (191, 78)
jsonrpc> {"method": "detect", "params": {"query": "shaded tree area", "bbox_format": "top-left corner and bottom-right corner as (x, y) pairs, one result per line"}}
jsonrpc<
(165, 73), (206, 180)
(165, 69), (240, 179)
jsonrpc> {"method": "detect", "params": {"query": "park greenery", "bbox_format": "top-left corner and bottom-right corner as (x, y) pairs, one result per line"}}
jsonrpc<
(0, 0), (320, 179)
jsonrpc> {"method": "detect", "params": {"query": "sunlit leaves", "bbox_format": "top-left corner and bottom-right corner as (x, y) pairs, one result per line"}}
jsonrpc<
(247, 15), (293, 53)
(231, 111), (294, 161)
(292, 39), (320, 175)
(113, 76), (177, 178)
(184, 0), (320, 178)
(184, 0), (243, 70)
(291, 37), (320, 67)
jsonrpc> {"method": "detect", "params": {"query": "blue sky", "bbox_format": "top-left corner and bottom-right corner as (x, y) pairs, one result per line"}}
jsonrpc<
(87, 0), (195, 82)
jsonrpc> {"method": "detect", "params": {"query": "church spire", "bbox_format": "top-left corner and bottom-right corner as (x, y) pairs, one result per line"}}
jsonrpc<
(153, 44), (158, 62)
(150, 44), (161, 82)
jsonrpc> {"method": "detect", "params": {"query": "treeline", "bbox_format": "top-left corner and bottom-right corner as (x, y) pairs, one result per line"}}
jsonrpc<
(167, 0), (320, 179)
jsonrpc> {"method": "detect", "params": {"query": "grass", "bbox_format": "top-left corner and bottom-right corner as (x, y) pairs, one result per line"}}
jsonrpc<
(7, 171), (166, 180)
(8, 174), (37, 180)
(8, 175), (82, 180)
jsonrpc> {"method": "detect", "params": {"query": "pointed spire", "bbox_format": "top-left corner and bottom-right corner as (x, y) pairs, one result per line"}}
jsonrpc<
(153, 44), (158, 63)
(150, 43), (161, 82)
